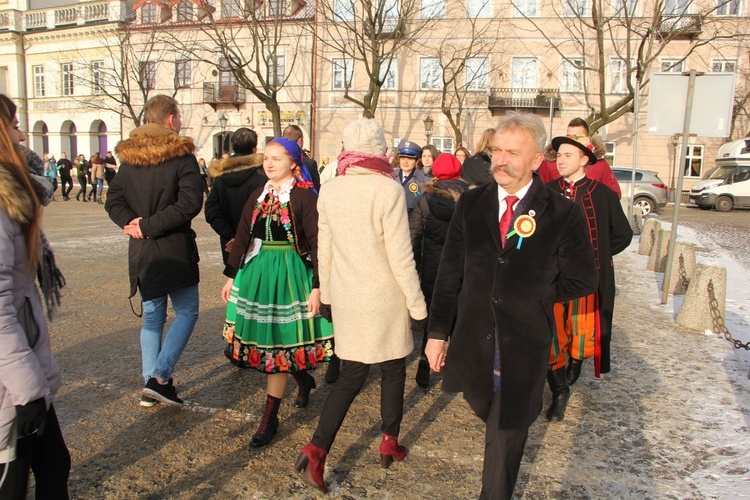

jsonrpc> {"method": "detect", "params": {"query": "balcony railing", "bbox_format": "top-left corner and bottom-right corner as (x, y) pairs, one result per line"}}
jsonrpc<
(0, 12), (10, 29)
(203, 82), (246, 110)
(658, 14), (702, 37)
(488, 88), (561, 111)
(13, 1), (114, 31)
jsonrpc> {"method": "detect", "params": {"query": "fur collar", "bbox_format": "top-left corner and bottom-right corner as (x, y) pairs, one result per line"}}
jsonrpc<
(424, 178), (468, 201)
(544, 136), (607, 162)
(209, 153), (264, 178)
(115, 124), (196, 167)
(0, 163), (36, 225)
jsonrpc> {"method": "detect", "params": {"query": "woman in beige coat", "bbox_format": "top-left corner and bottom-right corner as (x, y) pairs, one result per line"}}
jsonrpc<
(295, 118), (427, 493)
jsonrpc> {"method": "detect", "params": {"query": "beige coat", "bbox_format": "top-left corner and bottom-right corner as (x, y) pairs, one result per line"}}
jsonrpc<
(317, 167), (427, 364)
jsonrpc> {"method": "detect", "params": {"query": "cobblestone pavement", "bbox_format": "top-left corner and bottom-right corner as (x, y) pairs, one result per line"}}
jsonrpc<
(39, 200), (749, 499)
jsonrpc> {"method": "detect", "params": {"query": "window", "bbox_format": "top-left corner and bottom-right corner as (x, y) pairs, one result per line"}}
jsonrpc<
(661, 60), (683, 72)
(612, 0), (636, 15)
(712, 60), (736, 72)
(176, 0), (193, 21)
(610, 59), (628, 93)
(683, 145), (703, 177)
(379, 59), (397, 90)
(514, 0), (538, 17)
(716, 0), (740, 15)
(222, 0), (241, 17)
(140, 61), (156, 90)
(332, 58), (354, 90)
(560, 58), (583, 92)
(603, 142), (615, 165)
(420, 58), (442, 90)
(382, 0), (399, 18)
(33, 65), (45, 97)
(466, 58), (488, 90)
(175, 60), (191, 88)
(664, 0), (688, 15)
(512, 58), (537, 89)
(269, 0), (286, 15)
(422, 0), (444, 18)
(270, 54), (285, 87)
(564, 0), (588, 16)
(92, 61), (105, 95)
(469, 0), (492, 18)
(62, 63), (74, 96)
(333, 0), (355, 21)
(141, 3), (157, 23)
(431, 137), (454, 153)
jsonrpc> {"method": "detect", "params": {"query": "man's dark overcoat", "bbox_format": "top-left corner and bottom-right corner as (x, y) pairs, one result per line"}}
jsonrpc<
(428, 175), (598, 429)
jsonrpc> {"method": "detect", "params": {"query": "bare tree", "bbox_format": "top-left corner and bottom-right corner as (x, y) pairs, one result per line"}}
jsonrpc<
(71, 26), (179, 129)
(429, 2), (500, 148)
(511, 0), (746, 133)
(164, 0), (310, 137)
(314, 0), (436, 118)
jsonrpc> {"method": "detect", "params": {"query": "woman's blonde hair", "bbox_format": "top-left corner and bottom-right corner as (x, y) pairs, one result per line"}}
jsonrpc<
(0, 94), (41, 268)
(475, 128), (496, 155)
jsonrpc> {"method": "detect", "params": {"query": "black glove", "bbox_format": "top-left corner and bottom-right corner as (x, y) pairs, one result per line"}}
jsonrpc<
(15, 398), (47, 437)
(319, 303), (333, 323)
(411, 316), (428, 331)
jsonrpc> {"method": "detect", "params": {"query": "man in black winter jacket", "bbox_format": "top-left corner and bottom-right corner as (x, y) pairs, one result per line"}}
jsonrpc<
(204, 127), (266, 264)
(105, 95), (204, 408)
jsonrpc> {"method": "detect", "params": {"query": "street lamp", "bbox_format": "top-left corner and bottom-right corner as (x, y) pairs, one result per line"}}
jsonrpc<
(670, 133), (680, 203)
(219, 113), (229, 155)
(423, 115), (434, 145)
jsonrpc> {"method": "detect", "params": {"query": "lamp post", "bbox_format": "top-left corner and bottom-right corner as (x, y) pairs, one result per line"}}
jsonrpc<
(219, 112), (229, 156)
(670, 133), (680, 203)
(423, 115), (434, 145)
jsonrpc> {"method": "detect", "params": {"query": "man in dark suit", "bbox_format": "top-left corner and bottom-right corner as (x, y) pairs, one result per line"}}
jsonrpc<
(425, 112), (599, 499)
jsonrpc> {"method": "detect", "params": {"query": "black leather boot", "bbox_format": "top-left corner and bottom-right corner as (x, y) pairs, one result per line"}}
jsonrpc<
(566, 358), (583, 386)
(324, 354), (340, 384)
(545, 367), (571, 422)
(415, 356), (430, 390)
(292, 371), (316, 408)
(250, 395), (280, 448)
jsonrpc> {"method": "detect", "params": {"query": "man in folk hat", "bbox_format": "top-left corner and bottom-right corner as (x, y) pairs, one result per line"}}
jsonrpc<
(394, 140), (427, 216)
(543, 134), (633, 421)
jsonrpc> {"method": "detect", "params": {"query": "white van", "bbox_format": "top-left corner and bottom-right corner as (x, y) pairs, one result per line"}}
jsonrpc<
(690, 138), (750, 211)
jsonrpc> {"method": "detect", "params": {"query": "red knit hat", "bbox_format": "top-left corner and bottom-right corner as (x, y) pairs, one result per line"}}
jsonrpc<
(431, 153), (462, 180)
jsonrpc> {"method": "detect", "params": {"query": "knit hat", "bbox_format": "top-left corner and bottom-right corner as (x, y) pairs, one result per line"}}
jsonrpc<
(431, 153), (462, 180)
(342, 118), (388, 155)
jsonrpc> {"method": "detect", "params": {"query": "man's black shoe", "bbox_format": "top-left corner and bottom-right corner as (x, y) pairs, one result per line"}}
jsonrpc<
(143, 377), (183, 406)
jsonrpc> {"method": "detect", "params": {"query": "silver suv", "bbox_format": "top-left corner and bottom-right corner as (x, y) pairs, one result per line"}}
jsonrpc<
(612, 167), (669, 215)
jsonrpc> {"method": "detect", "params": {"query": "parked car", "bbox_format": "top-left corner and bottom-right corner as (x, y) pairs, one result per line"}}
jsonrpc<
(690, 138), (750, 211)
(612, 167), (669, 215)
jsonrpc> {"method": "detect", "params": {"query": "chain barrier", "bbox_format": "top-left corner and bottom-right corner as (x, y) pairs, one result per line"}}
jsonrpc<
(678, 254), (690, 291)
(707, 280), (750, 352)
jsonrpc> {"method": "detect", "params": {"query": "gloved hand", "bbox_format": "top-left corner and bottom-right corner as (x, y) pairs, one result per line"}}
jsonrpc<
(15, 398), (47, 437)
(410, 316), (428, 331)
(319, 303), (333, 323)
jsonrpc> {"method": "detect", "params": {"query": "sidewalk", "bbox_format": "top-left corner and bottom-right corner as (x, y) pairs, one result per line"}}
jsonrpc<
(41, 202), (750, 498)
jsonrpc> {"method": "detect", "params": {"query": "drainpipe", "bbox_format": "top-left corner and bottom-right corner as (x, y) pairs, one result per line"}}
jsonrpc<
(309, 6), (318, 158)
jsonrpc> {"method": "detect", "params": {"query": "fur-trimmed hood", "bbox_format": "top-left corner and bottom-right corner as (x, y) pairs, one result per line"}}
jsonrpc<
(115, 123), (196, 167)
(209, 153), (264, 178)
(0, 162), (36, 226)
(424, 178), (469, 202)
(544, 136), (607, 162)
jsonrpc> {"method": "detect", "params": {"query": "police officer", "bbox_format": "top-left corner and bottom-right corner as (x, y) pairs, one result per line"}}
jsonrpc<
(394, 140), (426, 217)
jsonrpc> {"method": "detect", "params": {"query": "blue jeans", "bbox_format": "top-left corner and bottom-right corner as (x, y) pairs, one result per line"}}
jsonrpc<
(96, 178), (103, 198)
(140, 284), (199, 382)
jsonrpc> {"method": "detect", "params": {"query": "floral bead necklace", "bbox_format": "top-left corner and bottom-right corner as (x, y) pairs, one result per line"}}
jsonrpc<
(250, 179), (296, 245)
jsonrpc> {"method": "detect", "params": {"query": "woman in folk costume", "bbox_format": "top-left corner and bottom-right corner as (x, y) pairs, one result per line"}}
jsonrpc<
(294, 118), (427, 494)
(544, 134), (633, 421)
(220, 137), (333, 449)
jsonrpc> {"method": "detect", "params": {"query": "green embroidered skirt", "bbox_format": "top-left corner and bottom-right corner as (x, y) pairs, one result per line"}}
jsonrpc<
(223, 241), (334, 373)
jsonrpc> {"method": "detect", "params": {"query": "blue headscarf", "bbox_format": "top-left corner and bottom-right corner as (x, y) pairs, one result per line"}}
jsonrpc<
(269, 137), (317, 193)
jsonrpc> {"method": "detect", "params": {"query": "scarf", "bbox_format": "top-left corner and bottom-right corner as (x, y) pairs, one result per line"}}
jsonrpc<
(269, 137), (316, 193)
(336, 151), (395, 179)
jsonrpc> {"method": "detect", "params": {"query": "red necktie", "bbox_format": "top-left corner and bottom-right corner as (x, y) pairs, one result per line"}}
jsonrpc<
(499, 195), (519, 248)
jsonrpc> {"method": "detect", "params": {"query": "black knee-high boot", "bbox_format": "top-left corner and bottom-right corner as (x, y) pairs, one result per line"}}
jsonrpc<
(292, 371), (316, 408)
(545, 367), (570, 422)
(250, 395), (281, 448)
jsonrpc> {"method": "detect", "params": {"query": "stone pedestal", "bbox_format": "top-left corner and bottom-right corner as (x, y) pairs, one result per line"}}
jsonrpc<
(663, 242), (696, 295)
(647, 229), (670, 272)
(639, 219), (661, 256)
(676, 264), (726, 332)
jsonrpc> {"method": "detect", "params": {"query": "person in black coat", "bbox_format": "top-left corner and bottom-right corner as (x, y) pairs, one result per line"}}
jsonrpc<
(56, 152), (73, 201)
(459, 128), (495, 186)
(204, 128), (266, 265)
(105, 95), (204, 407)
(544, 135), (633, 421)
(409, 153), (468, 389)
(425, 113), (598, 500)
